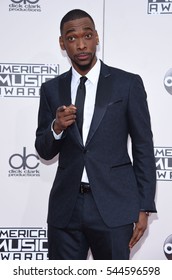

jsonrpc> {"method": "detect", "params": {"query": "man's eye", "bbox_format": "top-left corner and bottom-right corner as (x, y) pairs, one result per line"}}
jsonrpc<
(85, 34), (92, 39)
(67, 36), (75, 41)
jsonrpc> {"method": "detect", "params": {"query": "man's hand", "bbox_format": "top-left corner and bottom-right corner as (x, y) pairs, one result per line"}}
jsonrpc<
(129, 212), (149, 249)
(53, 104), (77, 135)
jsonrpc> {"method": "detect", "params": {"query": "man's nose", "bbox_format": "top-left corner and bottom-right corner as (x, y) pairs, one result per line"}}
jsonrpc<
(77, 38), (86, 49)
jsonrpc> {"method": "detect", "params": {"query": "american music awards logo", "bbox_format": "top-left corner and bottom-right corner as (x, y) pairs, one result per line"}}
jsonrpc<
(154, 147), (172, 181)
(9, 0), (41, 12)
(0, 227), (48, 260)
(148, 0), (172, 14)
(8, 147), (40, 177)
(0, 63), (59, 98)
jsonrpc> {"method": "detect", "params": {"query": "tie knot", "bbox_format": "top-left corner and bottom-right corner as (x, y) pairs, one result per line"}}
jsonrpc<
(79, 76), (87, 88)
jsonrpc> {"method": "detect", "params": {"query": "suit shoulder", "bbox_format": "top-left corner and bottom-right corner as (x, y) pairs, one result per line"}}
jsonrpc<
(41, 70), (70, 89)
(101, 61), (140, 80)
(101, 62), (145, 93)
(109, 65), (140, 80)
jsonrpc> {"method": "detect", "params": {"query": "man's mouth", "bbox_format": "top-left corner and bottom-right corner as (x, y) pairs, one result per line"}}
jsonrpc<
(76, 53), (90, 60)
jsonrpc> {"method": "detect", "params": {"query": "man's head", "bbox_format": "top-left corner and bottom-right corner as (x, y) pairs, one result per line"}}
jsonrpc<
(60, 9), (95, 35)
(59, 9), (99, 75)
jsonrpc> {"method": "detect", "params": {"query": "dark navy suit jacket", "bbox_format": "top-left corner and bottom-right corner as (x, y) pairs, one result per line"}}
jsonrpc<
(35, 61), (156, 228)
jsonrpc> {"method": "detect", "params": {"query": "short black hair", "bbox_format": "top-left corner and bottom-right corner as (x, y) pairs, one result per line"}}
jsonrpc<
(60, 9), (95, 34)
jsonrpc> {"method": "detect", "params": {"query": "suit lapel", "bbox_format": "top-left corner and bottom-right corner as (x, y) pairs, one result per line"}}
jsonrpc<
(85, 62), (112, 146)
(59, 68), (83, 146)
(59, 63), (114, 147)
(58, 69), (72, 106)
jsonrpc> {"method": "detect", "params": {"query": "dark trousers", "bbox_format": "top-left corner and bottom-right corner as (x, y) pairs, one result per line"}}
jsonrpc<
(48, 190), (133, 260)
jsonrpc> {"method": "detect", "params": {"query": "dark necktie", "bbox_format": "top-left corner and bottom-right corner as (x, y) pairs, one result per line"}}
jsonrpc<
(75, 76), (87, 137)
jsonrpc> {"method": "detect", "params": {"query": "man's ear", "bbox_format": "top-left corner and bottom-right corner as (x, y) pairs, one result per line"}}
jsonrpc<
(59, 36), (65, 50)
(95, 31), (99, 45)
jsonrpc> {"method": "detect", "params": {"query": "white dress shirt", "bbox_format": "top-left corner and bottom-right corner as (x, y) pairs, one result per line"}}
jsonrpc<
(52, 59), (101, 183)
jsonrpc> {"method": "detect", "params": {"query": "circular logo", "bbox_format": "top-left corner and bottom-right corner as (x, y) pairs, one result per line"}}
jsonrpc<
(163, 234), (172, 260)
(11, 0), (39, 4)
(9, 147), (39, 170)
(164, 69), (172, 95)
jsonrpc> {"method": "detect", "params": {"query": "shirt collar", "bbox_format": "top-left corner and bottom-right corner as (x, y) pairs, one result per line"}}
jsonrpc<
(72, 59), (101, 86)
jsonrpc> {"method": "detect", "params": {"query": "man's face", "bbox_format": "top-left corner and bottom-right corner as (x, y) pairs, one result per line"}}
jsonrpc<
(59, 17), (99, 75)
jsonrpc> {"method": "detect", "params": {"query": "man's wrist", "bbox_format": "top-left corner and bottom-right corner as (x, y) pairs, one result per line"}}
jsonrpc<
(51, 120), (63, 140)
(140, 210), (150, 216)
(53, 120), (63, 135)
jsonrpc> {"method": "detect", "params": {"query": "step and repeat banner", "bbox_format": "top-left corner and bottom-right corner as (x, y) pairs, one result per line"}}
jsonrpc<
(0, 0), (172, 260)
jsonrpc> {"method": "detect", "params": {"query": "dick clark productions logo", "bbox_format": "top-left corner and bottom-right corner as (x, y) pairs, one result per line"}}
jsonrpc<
(11, 0), (39, 3)
(8, 147), (40, 177)
(9, 0), (41, 12)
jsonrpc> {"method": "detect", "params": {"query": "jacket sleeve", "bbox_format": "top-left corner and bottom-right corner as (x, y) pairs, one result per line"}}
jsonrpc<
(127, 75), (157, 212)
(35, 83), (65, 160)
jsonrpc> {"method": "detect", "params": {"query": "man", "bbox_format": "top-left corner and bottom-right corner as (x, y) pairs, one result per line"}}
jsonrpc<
(35, 9), (156, 260)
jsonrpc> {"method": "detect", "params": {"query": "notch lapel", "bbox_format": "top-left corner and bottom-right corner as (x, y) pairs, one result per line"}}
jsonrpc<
(85, 63), (112, 146)
(59, 68), (83, 146)
(58, 69), (72, 106)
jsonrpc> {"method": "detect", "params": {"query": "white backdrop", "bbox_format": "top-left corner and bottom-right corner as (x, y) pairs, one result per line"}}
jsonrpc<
(0, 0), (172, 260)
